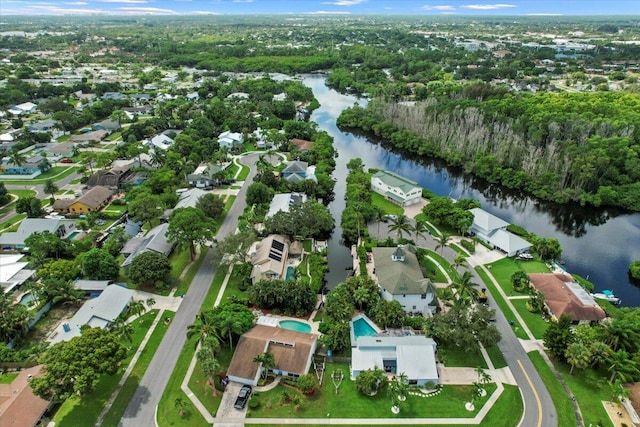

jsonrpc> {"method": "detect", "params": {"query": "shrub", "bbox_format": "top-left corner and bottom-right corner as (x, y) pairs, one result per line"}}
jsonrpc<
(629, 260), (640, 281)
(297, 373), (318, 395)
(507, 224), (528, 237)
(460, 239), (475, 253)
(248, 396), (260, 410)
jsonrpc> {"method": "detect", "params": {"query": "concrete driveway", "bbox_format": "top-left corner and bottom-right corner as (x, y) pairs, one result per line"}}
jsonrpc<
(214, 382), (246, 427)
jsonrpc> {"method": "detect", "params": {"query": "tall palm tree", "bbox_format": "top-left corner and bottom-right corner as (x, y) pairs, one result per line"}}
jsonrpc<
(607, 349), (640, 383)
(565, 341), (591, 375)
(448, 271), (480, 306)
(253, 351), (276, 380)
(216, 312), (245, 351)
(110, 317), (134, 342)
(43, 179), (58, 200)
(149, 149), (166, 168)
(187, 311), (222, 349)
(453, 253), (468, 271)
(199, 354), (221, 395)
(414, 219), (429, 244)
(388, 214), (414, 241)
(9, 150), (27, 168)
(128, 300), (146, 320)
(435, 233), (451, 256)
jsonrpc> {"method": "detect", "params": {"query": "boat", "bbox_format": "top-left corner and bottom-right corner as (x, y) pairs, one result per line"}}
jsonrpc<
(591, 290), (621, 305)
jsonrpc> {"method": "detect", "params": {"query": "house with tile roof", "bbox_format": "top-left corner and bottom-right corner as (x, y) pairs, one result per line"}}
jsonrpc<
(371, 171), (422, 207)
(528, 273), (606, 324)
(0, 365), (51, 427)
(48, 284), (133, 344)
(370, 245), (438, 315)
(226, 324), (318, 386)
(53, 186), (113, 215)
(468, 208), (531, 257)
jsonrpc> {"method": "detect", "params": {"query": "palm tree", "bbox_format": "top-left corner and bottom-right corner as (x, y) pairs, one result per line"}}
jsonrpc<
(174, 397), (187, 417)
(146, 297), (156, 311)
(565, 341), (591, 375)
(435, 233), (451, 256)
(414, 219), (429, 244)
(110, 109), (127, 126)
(38, 158), (51, 173)
(128, 300), (146, 320)
(375, 209), (386, 238)
(9, 150), (27, 168)
(253, 351), (276, 380)
(187, 311), (222, 349)
(453, 253), (468, 271)
(607, 349), (640, 383)
(449, 271), (480, 306)
(110, 317), (134, 342)
(149, 149), (166, 168)
(388, 214), (414, 241)
(43, 179), (58, 201)
(216, 312), (245, 351)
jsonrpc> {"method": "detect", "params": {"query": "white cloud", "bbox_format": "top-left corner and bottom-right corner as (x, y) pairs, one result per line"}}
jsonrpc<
(64, 1), (88, 4)
(422, 5), (456, 11)
(191, 10), (221, 15)
(307, 10), (351, 14)
(117, 6), (178, 14)
(323, 0), (366, 6)
(461, 3), (516, 10)
(233, 0), (254, 3)
(24, 4), (105, 14)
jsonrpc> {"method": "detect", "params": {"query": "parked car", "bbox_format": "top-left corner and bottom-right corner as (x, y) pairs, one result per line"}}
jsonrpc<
(61, 158), (73, 163)
(234, 385), (252, 410)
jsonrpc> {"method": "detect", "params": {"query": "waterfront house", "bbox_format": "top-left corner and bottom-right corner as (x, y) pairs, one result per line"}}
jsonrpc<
(370, 246), (438, 315)
(371, 171), (422, 207)
(249, 234), (289, 284)
(468, 208), (531, 257)
(281, 160), (317, 183)
(266, 192), (307, 219)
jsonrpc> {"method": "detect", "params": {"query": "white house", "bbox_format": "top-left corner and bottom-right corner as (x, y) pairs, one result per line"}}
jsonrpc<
(350, 315), (438, 386)
(0, 254), (35, 293)
(266, 192), (307, 219)
(0, 218), (76, 250)
(371, 171), (422, 207)
(7, 102), (38, 116)
(370, 246), (438, 315)
(48, 285), (134, 344)
(217, 130), (244, 149)
(468, 208), (531, 257)
(148, 133), (174, 151)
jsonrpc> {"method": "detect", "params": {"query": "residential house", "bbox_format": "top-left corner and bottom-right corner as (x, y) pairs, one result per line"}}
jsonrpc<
(217, 130), (244, 149)
(28, 119), (57, 132)
(73, 279), (112, 298)
(468, 208), (531, 257)
(289, 138), (314, 152)
(0, 218), (76, 250)
(226, 324), (319, 386)
(174, 188), (208, 209)
(281, 160), (317, 183)
(48, 284), (134, 344)
(226, 92), (250, 100)
(249, 234), (289, 284)
(148, 133), (174, 151)
(101, 92), (127, 100)
(371, 171), (422, 207)
(130, 93), (153, 105)
(0, 365), (51, 427)
(70, 129), (108, 144)
(7, 102), (38, 116)
(41, 141), (76, 160)
(185, 92), (199, 102)
(273, 92), (286, 101)
(370, 246), (438, 315)
(252, 128), (276, 150)
(86, 165), (132, 189)
(528, 273), (606, 324)
(266, 192), (307, 219)
(0, 254), (35, 293)
(2, 154), (49, 175)
(121, 223), (174, 269)
(123, 105), (153, 119)
(92, 119), (120, 132)
(53, 185), (113, 215)
(187, 162), (231, 188)
(350, 315), (439, 386)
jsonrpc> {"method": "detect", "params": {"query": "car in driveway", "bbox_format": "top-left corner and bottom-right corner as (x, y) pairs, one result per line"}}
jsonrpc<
(60, 158), (73, 163)
(234, 385), (252, 410)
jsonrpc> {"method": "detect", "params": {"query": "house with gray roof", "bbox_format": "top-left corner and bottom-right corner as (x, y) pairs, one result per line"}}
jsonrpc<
(29, 119), (57, 132)
(187, 162), (231, 188)
(73, 279), (112, 297)
(92, 119), (120, 132)
(121, 223), (174, 269)
(370, 246), (438, 315)
(281, 160), (317, 183)
(48, 284), (133, 344)
(371, 171), (422, 207)
(0, 218), (76, 250)
(217, 130), (244, 149)
(2, 154), (49, 175)
(266, 192), (307, 219)
(468, 208), (531, 257)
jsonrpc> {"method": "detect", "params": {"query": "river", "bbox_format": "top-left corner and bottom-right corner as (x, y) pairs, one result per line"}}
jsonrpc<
(304, 74), (640, 307)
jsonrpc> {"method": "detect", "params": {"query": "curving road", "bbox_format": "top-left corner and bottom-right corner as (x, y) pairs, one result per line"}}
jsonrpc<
(118, 153), (266, 427)
(370, 221), (557, 427)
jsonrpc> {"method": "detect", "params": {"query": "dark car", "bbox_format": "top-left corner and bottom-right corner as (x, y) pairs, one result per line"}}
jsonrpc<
(234, 385), (252, 410)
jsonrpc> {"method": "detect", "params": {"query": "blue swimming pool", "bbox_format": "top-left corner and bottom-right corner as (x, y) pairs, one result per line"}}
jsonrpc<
(67, 231), (80, 240)
(279, 320), (312, 333)
(285, 266), (295, 281)
(352, 317), (377, 338)
(19, 293), (35, 307)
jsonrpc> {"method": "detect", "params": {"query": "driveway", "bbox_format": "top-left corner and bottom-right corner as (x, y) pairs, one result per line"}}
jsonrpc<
(214, 382), (245, 427)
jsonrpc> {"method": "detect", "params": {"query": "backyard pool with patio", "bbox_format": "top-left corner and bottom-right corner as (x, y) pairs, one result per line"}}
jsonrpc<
(285, 266), (295, 281)
(279, 319), (312, 333)
(350, 314), (381, 344)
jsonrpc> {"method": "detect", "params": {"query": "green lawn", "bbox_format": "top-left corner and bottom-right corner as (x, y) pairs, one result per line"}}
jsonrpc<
(475, 267), (529, 340)
(218, 266), (246, 304)
(425, 249), (460, 282)
(8, 189), (36, 199)
(235, 163), (250, 180)
(0, 213), (27, 233)
(486, 258), (549, 296)
(52, 310), (161, 427)
(104, 203), (128, 213)
(169, 248), (193, 286)
(528, 351), (577, 427)
(0, 372), (18, 384)
(371, 192), (403, 215)
(478, 384), (523, 427)
(101, 311), (176, 427)
(420, 256), (448, 283)
(485, 344), (508, 369)
(440, 342), (488, 368)
(2, 166), (79, 185)
(510, 299), (548, 339)
(173, 249), (207, 296)
(414, 213), (442, 236)
(187, 344), (235, 417)
(248, 362), (496, 419)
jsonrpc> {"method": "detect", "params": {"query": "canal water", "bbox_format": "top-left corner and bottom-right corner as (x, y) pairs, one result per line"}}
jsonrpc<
(304, 74), (640, 307)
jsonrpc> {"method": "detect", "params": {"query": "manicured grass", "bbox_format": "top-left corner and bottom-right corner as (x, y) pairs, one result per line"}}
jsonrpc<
(104, 203), (128, 212)
(440, 342), (489, 368)
(485, 344), (508, 369)
(235, 163), (250, 180)
(101, 311), (176, 427)
(371, 192), (403, 215)
(173, 249), (207, 296)
(486, 258), (549, 296)
(2, 166), (79, 185)
(528, 351), (577, 427)
(475, 267), (529, 340)
(0, 213), (27, 233)
(420, 255), (448, 283)
(9, 189), (36, 199)
(415, 213), (442, 237)
(248, 362), (496, 419)
(52, 310), (160, 427)
(510, 299), (548, 339)
(425, 249), (460, 282)
(219, 265), (246, 304)
(303, 238), (312, 252)
(187, 344), (234, 417)
(169, 248), (193, 284)
(0, 372), (18, 384)
(479, 384), (522, 427)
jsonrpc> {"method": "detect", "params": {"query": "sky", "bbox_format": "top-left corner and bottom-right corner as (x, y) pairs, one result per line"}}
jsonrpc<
(1, 0), (640, 16)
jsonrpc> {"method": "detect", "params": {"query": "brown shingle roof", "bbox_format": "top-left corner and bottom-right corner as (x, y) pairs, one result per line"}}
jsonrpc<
(226, 325), (318, 382)
(75, 185), (113, 209)
(528, 273), (606, 322)
(0, 365), (51, 427)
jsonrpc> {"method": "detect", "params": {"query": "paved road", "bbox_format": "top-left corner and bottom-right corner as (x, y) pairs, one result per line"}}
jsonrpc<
(119, 153), (265, 427)
(370, 221), (557, 427)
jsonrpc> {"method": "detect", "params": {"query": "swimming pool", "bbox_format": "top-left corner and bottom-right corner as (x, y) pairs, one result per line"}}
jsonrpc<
(285, 266), (295, 281)
(67, 231), (80, 240)
(279, 320), (312, 333)
(352, 317), (378, 338)
(19, 293), (35, 307)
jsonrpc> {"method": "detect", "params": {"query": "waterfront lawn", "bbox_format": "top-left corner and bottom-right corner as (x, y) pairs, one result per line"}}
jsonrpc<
(371, 192), (403, 215)
(486, 258), (549, 295)
(556, 362), (614, 427)
(101, 311), (176, 427)
(528, 351), (577, 427)
(440, 342), (489, 369)
(52, 310), (160, 427)
(248, 362), (496, 419)
(475, 267), (529, 340)
(510, 299), (548, 339)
